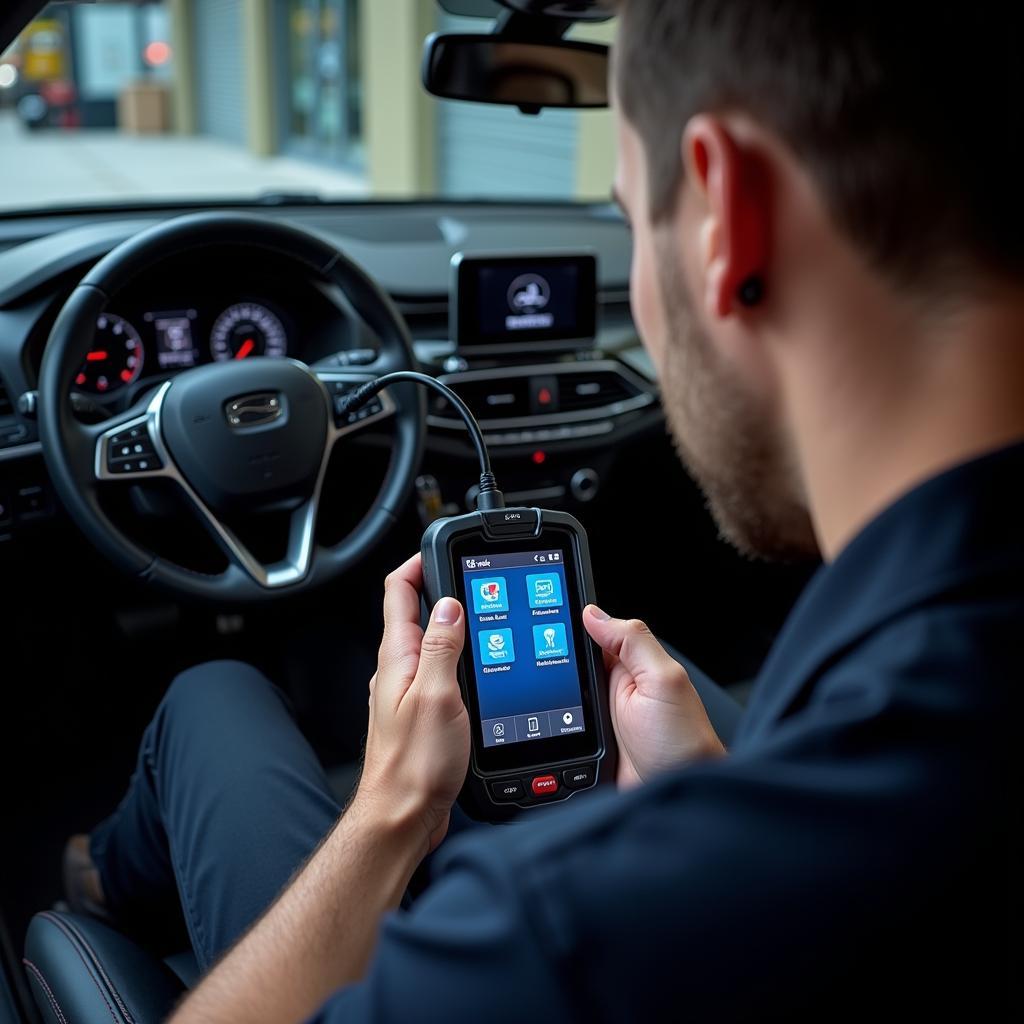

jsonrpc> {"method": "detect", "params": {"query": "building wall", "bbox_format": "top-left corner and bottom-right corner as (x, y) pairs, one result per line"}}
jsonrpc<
(167, 0), (196, 134)
(570, 18), (616, 201)
(361, 0), (437, 196)
(243, 0), (276, 157)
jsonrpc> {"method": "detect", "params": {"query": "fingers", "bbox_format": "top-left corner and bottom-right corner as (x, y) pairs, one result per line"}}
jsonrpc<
(413, 597), (465, 710)
(583, 604), (687, 688)
(378, 554), (426, 691)
(382, 554), (423, 631)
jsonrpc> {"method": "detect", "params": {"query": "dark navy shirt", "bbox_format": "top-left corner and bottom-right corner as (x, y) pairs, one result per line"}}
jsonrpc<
(314, 444), (1019, 1021)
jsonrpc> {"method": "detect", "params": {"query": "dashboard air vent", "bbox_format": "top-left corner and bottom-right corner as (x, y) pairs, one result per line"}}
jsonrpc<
(435, 376), (532, 421)
(556, 370), (638, 413)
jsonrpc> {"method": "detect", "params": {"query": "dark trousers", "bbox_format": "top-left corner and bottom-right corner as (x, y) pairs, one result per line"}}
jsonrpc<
(90, 657), (742, 971)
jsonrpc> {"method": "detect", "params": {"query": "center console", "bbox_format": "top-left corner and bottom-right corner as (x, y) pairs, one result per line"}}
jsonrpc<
(412, 250), (661, 520)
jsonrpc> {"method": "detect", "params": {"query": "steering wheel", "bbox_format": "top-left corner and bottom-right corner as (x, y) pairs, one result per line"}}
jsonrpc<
(38, 212), (424, 602)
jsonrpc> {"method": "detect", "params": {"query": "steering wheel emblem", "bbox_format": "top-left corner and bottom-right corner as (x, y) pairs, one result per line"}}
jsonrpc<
(225, 392), (283, 428)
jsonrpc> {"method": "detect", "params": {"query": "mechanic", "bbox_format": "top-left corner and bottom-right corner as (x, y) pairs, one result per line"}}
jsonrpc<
(61, 2), (1016, 1020)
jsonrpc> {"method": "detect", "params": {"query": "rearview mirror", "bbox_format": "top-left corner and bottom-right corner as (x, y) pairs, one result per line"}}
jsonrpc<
(422, 34), (609, 113)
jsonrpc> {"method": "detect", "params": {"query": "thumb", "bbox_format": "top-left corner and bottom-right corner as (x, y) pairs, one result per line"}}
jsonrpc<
(415, 597), (465, 693)
(583, 605), (686, 688)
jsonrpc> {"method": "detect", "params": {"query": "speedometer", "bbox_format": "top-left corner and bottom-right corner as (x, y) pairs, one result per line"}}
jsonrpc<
(75, 313), (144, 394)
(210, 303), (287, 362)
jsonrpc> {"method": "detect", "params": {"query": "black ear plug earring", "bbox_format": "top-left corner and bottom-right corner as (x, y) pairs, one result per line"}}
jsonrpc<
(737, 275), (764, 307)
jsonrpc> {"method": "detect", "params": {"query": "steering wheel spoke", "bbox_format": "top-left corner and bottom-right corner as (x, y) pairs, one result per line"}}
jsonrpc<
(177, 483), (322, 589)
(92, 383), (174, 483)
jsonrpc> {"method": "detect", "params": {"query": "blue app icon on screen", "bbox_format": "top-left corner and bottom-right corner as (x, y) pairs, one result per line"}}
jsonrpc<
(479, 628), (516, 665)
(533, 622), (569, 659)
(527, 573), (563, 608)
(472, 577), (509, 615)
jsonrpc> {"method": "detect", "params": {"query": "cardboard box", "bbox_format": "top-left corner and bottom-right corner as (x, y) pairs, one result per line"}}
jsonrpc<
(117, 81), (169, 134)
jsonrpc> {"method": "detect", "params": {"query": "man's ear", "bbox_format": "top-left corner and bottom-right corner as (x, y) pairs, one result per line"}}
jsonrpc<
(682, 115), (770, 319)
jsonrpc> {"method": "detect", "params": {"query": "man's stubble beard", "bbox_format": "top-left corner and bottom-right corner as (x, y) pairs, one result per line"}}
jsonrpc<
(655, 237), (819, 562)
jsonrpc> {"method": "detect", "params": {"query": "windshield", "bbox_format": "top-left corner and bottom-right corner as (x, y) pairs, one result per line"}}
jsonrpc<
(0, 1), (615, 215)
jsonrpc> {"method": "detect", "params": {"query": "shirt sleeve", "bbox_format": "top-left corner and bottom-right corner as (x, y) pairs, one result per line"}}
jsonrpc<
(304, 830), (578, 1024)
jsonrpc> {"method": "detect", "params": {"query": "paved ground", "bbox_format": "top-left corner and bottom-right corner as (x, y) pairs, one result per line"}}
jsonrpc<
(0, 112), (367, 211)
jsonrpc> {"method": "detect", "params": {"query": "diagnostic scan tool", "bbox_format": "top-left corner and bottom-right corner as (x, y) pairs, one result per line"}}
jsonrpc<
(337, 370), (613, 822)
(422, 506), (613, 820)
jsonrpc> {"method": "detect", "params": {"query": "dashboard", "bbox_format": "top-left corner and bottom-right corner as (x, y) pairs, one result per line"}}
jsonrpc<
(0, 201), (658, 552)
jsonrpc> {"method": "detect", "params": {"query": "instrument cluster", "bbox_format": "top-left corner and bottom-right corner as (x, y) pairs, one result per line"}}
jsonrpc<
(76, 301), (289, 395)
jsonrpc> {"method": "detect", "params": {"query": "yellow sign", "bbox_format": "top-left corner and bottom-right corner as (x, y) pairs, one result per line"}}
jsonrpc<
(22, 19), (65, 82)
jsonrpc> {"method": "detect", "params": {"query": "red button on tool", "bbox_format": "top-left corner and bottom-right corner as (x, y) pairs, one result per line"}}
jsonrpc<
(531, 774), (559, 796)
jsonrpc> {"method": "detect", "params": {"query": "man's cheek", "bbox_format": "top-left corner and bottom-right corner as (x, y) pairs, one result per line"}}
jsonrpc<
(630, 236), (666, 370)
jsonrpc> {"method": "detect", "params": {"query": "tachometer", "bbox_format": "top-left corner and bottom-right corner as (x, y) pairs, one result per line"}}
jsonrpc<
(210, 303), (287, 361)
(75, 313), (144, 394)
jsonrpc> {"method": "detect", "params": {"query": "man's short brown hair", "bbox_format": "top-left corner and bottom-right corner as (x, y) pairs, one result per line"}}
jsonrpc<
(615, 1), (1024, 292)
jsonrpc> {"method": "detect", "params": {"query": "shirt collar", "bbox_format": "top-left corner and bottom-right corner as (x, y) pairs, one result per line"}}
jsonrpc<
(736, 439), (1024, 744)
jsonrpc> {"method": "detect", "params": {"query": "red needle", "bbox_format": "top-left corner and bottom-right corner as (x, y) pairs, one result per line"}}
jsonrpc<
(86, 350), (108, 362)
(235, 339), (255, 360)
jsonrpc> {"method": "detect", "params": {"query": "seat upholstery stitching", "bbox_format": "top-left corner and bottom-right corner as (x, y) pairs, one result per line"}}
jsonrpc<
(36, 913), (121, 1024)
(41, 912), (137, 1024)
(23, 958), (69, 1024)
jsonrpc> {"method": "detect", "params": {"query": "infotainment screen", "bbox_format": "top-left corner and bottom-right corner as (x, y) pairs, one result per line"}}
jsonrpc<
(451, 252), (597, 351)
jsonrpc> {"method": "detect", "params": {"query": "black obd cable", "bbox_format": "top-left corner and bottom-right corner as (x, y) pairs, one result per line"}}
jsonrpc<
(335, 371), (506, 511)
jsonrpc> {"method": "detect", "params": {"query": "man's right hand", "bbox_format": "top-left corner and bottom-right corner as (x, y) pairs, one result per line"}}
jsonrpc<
(356, 554), (470, 858)
(583, 605), (725, 788)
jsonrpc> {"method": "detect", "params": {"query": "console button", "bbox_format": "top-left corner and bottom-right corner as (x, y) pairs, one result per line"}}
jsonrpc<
(109, 425), (149, 446)
(562, 764), (596, 790)
(570, 468), (600, 503)
(0, 423), (29, 446)
(111, 437), (155, 459)
(15, 485), (50, 520)
(529, 375), (560, 414)
(490, 779), (525, 802)
(531, 774), (559, 797)
(106, 448), (164, 473)
(108, 457), (162, 474)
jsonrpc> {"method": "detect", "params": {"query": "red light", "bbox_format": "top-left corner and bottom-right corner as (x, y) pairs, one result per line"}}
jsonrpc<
(144, 41), (172, 67)
(120, 369), (133, 383)
(531, 450), (546, 465)
(235, 338), (255, 360)
(538, 387), (552, 405)
(75, 372), (86, 386)
(86, 350), (108, 362)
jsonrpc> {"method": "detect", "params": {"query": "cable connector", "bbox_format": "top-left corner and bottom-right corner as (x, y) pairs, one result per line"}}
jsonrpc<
(475, 471), (505, 511)
(334, 370), (505, 510)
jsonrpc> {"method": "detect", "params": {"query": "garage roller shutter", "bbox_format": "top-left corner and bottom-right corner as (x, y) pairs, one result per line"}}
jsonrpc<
(437, 14), (579, 198)
(193, 0), (246, 145)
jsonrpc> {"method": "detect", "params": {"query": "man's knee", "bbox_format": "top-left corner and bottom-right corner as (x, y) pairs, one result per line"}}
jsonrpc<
(157, 660), (278, 738)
